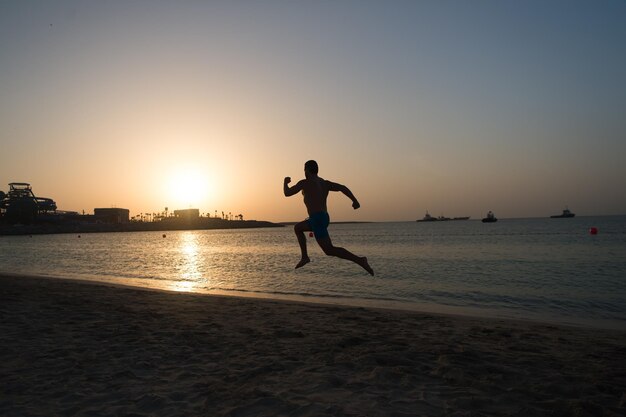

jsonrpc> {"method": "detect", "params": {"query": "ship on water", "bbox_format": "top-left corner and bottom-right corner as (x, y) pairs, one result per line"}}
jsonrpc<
(482, 211), (498, 223)
(417, 212), (470, 222)
(416, 212), (438, 222)
(550, 207), (575, 218)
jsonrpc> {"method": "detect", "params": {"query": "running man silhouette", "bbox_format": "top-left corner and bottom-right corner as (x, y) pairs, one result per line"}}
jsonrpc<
(284, 160), (374, 275)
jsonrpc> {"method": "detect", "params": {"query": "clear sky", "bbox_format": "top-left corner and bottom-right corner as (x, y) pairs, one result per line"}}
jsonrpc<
(1, 1), (625, 222)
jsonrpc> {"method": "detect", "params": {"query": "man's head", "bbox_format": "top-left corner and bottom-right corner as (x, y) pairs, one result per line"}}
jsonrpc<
(304, 160), (319, 177)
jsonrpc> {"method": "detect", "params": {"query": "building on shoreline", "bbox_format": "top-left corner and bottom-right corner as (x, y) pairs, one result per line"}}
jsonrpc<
(173, 208), (200, 220)
(0, 183), (57, 224)
(1, 183), (281, 234)
(94, 208), (130, 224)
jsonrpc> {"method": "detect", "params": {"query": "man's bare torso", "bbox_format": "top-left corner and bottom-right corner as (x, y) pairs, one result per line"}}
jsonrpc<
(302, 176), (329, 215)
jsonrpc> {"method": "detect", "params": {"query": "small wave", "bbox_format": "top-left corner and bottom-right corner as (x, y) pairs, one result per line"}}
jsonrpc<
(204, 286), (401, 303)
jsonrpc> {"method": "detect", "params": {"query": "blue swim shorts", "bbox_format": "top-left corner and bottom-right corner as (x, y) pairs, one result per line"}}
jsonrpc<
(307, 211), (330, 239)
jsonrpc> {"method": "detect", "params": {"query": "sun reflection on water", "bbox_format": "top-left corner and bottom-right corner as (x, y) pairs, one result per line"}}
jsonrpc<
(172, 232), (203, 291)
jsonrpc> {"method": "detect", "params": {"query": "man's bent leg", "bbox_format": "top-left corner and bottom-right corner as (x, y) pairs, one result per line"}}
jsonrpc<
(294, 221), (311, 269)
(316, 236), (374, 276)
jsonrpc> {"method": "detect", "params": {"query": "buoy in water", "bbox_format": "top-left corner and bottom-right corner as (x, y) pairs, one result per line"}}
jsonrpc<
(309, 232), (314, 238)
(589, 227), (598, 235)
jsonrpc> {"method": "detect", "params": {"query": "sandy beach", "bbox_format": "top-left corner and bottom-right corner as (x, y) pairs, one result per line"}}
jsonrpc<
(1, 274), (625, 417)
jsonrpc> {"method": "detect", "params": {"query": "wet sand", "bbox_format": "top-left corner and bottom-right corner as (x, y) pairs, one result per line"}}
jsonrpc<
(1, 273), (625, 416)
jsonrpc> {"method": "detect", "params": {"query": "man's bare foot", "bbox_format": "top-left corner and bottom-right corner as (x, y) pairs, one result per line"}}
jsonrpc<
(295, 257), (310, 269)
(359, 257), (374, 276)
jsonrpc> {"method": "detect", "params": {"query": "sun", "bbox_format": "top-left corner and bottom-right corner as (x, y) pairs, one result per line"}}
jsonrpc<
(166, 168), (212, 209)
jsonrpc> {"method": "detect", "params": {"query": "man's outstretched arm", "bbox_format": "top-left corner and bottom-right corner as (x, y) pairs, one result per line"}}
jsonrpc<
(284, 177), (305, 197)
(327, 181), (360, 209)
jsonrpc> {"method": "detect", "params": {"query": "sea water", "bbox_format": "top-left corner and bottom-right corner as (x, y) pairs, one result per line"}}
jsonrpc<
(1, 216), (625, 329)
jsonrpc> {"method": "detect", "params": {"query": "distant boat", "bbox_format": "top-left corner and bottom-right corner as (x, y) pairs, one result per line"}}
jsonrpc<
(416, 212), (438, 222)
(417, 212), (469, 222)
(550, 207), (575, 218)
(482, 211), (498, 223)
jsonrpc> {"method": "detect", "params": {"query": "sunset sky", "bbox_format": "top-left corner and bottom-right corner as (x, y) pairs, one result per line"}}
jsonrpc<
(1, 1), (625, 222)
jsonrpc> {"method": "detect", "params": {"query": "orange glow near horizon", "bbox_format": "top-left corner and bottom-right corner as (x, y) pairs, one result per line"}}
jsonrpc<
(164, 167), (213, 210)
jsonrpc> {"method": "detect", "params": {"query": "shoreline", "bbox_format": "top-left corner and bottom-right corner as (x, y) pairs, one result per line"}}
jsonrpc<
(2, 271), (624, 332)
(2, 273), (626, 416)
(0, 271), (554, 329)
